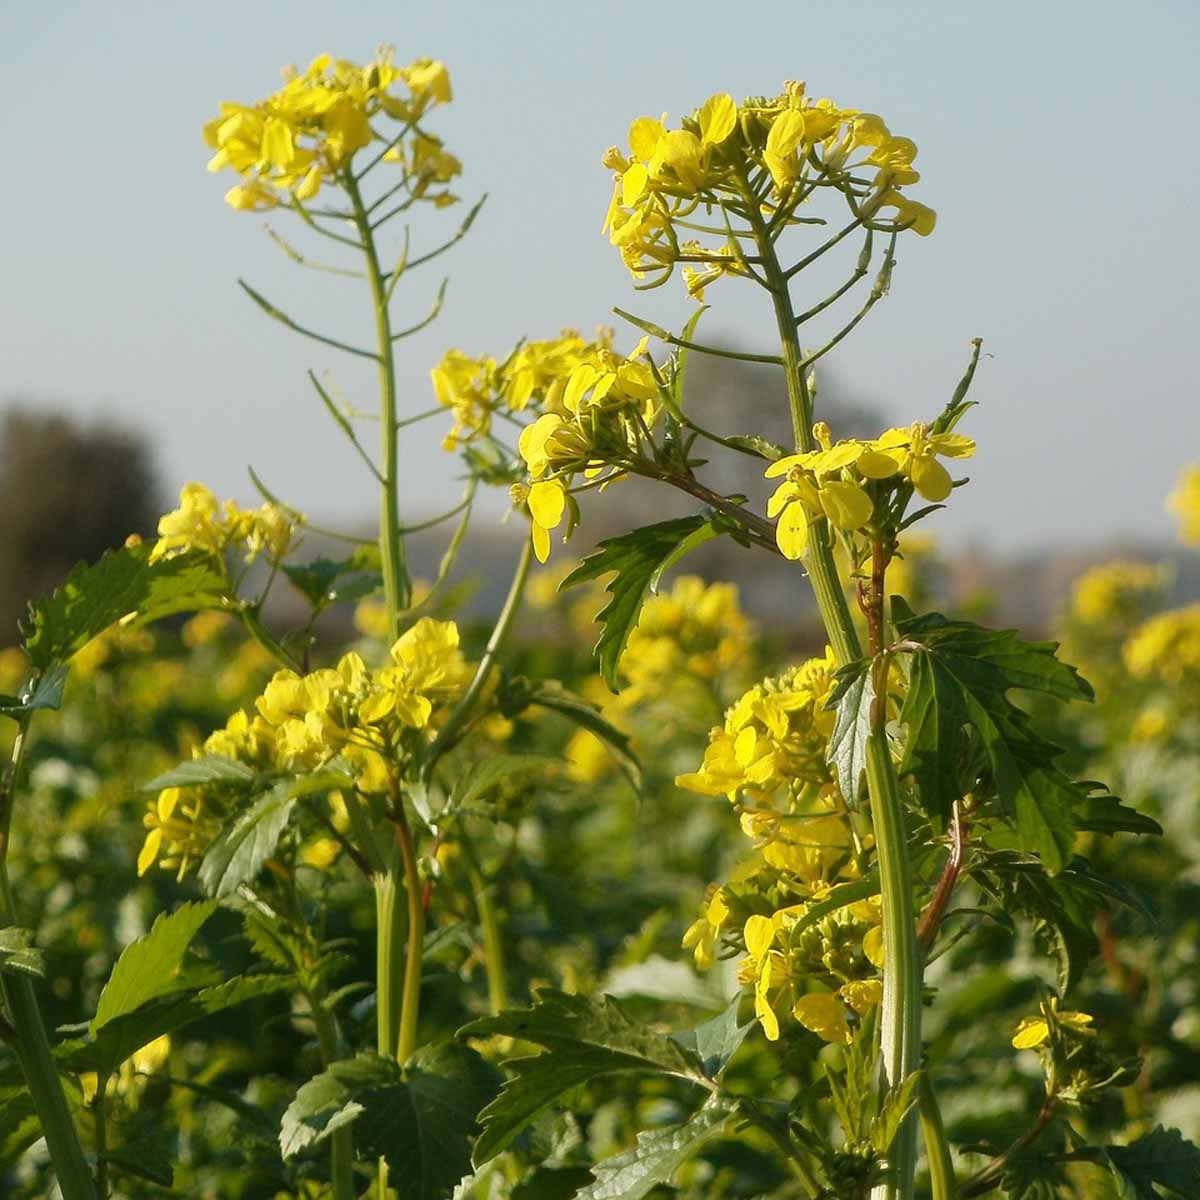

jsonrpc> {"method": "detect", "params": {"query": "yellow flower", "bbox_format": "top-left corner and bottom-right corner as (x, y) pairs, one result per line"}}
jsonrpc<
(862, 424), (975, 502)
(792, 991), (850, 1044)
(1168, 463), (1200, 546)
(528, 479), (567, 564)
(682, 888), (731, 970)
(1012, 1008), (1093, 1050)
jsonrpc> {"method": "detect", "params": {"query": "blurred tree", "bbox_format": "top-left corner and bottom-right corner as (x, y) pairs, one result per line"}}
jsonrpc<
(0, 408), (160, 645)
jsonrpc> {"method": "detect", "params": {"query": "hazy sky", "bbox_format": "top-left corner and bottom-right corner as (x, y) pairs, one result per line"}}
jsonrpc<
(3, 1), (1198, 554)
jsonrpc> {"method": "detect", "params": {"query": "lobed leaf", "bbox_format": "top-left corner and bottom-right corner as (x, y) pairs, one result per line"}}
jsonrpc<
(561, 516), (715, 691)
(198, 787), (297, 898)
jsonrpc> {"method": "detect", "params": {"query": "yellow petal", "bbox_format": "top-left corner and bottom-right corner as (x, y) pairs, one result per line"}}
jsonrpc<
(776, 502), (809, 560)
(621, 163), (649, 206)
(1011, 1017), (1050, 1049)
(793, 992), (851, 1044)
(928, 433), (975, 459)
(841, 978), (883, 1015)
(862, 925), (885, 968)
(819, 480), (873, 531)
(629, 116), (665, 160)
(532, 522), (551, 564)
(528, 480), (566, 530)
(856, 449), (903, 479)
(910, 455), (953, 502)
(137, 829), (162, 877)
(764, 453), (806, 479)
(744, 914), (775, 960)
(698, 93), (737, 145)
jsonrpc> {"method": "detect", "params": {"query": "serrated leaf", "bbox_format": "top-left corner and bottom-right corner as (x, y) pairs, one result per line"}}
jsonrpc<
(461, 990), (704, 1165)
(281, 1053), (392, 1159)
(560, 516), (713, 691)
(22, 542), (231, 669)
(869, 1070), (921, 1156)
(143, 754), (257, 790)
(0, 926), (45, 979)
(65, 974), (289, 1075)
(827, 661), (874, 806)
(574, 1100), (732, 1200)
(1075, 793), (1162, 837)
(450, 753), (559, 814)
(1104, 1125), (1200, 1199)
(896, 609), (1095, 871)
(499, 678), (641, 795)
(198, 787), (296, 897)
(92, 900), (217, 1033)
(282, 1045), (499, 1200)
(671, 997), (752, 1080)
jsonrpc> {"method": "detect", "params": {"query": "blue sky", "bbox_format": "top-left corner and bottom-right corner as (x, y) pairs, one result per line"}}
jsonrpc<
(3, 0), (1198, 553)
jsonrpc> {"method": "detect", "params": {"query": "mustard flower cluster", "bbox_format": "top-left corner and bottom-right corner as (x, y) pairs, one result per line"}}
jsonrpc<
(564, 576), (755, 783)
(1068, 561), (1167, 628)
(138, 618), (471, 878)
(1123, 605), (1200, 691)
(150, 483), (300, 567)
(432, 331), (661, 563)
(766, 421), (975, 559)
(602, 83), (935, 297)
(204, 49), (458, 210)
(431, 330), (607, 451)
(678, 653), (884, 1043)
(1168, 463), (1200, 547)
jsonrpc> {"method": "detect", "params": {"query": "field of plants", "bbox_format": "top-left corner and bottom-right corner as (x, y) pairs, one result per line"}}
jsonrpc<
(1, 45), (1198, 1200)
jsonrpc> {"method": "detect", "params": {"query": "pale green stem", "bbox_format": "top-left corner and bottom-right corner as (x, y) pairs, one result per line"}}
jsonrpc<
(393, 807), (425, 1066)
(310, 996), (355, 1200)
(373, 852), (404, 1200)
(0, 714), (98, 1200)
(752, 198), (925, 1199)
(919, 1075), (957, 1200)
(345, 173), (411, 637)
(463, 838), (508, 1015)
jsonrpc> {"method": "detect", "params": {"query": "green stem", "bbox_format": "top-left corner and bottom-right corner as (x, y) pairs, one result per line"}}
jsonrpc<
(0, 715), (98, 1200)
(310, 997), (355, 1200)
(919, 1075), (957, 1200)
(373, 850), (405, 1200)
(93, 1073), (109, 1199)
(463, 838), (508, 1014)
(346, 172), (411, 637)
(392, 808), (425, 1065)
(753, 197), (924, 1199)
(426, 538), (534, 771)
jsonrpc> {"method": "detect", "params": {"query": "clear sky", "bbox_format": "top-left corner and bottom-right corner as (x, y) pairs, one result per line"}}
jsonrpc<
(3, 0), (1198, 554)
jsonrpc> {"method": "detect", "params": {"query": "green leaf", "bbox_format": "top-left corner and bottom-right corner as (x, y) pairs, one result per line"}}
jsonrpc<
(826, 660), (874, 806)
(868, 1070), (922, 1157)
(560, 516), (713, 691)
(0, 926), (45, 979)
(462, 990), (704, 1165)
(22, 542), (230, 669)
(449, 753), (560, 814)
(143, 754), (256, 791)
(895, 609), (1094, 872)
(283, 555), (381, 611)
(280, 1053), (392, 1160)
(198, 787), (296, 898)
(499, 677), (641, 795)
(0, 663), (69, 719)
(92, 900), (217, 1033)
(1104, 1125), (1200, 1199)
(281, 1045), (500, 1200)
(671, 997), (752, 1080)
(102, 1134), (174, 1187)
(1075, 792), (1162, 838)
(574, 1100), (732, 1200)
(721, 435), (785, 461)
(65, 974), (289, 1075)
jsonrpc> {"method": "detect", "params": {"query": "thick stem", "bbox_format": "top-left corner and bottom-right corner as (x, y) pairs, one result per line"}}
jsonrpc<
(0, 716), (98, 1200)
(755, 186), (925, 1194)
(392, 809), (425, 1065)
(373, 852), (405, 1200)
(346, 173), (411, 636)
(93, 1073), (109, 1200)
